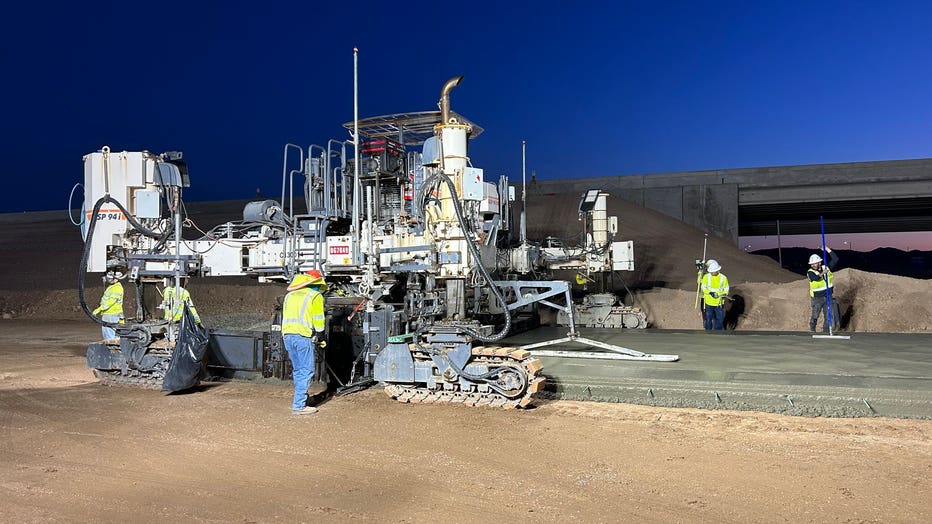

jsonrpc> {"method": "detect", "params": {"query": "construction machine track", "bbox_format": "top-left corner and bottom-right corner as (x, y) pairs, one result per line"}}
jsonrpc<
(614, 306), (648, 329)
(89, 340), (173, 390)
(93, 369), (165, 390)
(559, 304), (649, 329)
(384, 345), (546, 409)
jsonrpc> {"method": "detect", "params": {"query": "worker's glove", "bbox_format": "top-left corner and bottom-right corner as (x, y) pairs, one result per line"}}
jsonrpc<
(710, 292), (719, 298)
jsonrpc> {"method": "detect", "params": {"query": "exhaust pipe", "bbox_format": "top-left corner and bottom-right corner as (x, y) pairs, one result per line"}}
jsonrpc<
(439, 76), (464, 125)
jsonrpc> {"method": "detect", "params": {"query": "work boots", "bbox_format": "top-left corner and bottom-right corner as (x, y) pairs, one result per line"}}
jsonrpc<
(292, 406), (319, 416)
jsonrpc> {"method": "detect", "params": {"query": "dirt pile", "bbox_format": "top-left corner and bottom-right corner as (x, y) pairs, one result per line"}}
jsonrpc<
(525, 192), (797, 289)
(2, 194), (930, 332)
(524, 192), (932, 332)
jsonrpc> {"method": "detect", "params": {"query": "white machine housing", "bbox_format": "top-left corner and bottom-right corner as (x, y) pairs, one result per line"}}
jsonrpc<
(83, 148), (182, 272)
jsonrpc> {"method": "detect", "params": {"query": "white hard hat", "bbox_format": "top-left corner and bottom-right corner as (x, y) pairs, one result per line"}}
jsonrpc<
(706, 260), (722, 273)
(808, 254), (822, 264)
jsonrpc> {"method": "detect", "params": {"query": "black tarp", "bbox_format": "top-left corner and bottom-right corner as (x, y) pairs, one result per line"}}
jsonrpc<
(161, 305), (210, 393)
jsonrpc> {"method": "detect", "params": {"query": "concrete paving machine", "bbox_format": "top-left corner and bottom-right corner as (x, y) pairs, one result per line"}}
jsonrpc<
(79, 74), (677, 407)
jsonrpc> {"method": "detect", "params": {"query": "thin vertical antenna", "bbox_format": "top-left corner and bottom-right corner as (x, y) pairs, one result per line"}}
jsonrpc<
(520, 140), (527, 244)
(352, 47), (361, 265)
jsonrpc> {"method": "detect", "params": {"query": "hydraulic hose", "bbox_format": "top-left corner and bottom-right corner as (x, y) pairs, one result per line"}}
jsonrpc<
(436, 348), (526, 398)
(68, 183), (85, 226)
(78, 195), (169, 337)
(78, 196), (121, 330)
(419, 172), (512, 343)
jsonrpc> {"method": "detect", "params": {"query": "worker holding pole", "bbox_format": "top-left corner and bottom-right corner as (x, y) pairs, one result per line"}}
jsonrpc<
(700, 260), (729, 330)
(807, 246), (840, 333)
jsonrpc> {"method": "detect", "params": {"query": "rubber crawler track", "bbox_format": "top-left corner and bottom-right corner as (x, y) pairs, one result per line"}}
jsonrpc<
(615, 306), (648, 329)
(578, 306), (648, 329)
(384, 345), (546, 409)
(93, 369), (164, 390)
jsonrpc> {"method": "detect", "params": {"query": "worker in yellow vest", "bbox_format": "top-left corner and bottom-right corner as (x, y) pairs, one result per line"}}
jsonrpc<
(807, 247), (840, 333)
(162, 277), (201, 324)
(93, 271), (124, 340)
(701, 260), (729, 330)
(282, 270), (328, 416)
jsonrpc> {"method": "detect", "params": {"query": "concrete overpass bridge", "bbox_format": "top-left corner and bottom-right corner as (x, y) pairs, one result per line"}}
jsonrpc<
(530, 158), (932, 243)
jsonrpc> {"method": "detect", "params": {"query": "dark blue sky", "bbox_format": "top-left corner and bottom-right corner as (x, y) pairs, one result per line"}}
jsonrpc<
(3, 1), (932, 212)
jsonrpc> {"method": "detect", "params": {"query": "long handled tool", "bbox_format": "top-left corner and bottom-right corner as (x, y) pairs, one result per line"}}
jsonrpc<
(694, 234), (708, 308)
(813, 216), (850, 340)
(694, 234), (708, 325)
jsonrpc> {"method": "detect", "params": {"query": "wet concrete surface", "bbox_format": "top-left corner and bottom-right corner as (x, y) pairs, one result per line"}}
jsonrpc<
(505, 327), (932, 419)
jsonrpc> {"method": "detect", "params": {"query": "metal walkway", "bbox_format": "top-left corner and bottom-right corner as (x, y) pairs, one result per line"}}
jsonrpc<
(505, 327), (932, 419)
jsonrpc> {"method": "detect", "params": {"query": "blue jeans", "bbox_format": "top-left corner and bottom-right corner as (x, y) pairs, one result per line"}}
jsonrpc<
(284, 334), (315, 411)
(704, 305), (724, 330)
(101, 314), (121, 340)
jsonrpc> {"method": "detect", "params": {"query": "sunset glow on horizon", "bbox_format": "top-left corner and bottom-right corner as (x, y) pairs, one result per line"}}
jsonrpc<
(739, 231), (932, 252)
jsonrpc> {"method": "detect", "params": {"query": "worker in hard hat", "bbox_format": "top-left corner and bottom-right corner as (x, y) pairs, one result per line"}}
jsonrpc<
(162, 277), (200, 324)
(807, 247), (840, 333)
(281, 270), (328, 416)
(93, 271), (124, 340)
(700, 260), (729, 330)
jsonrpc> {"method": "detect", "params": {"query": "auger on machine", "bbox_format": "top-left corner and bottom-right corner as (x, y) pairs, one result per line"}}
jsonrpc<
(77, 55), (678, 407)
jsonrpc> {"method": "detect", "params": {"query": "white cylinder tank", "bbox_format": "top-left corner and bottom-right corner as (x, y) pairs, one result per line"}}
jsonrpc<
(440, 124), (470, 176)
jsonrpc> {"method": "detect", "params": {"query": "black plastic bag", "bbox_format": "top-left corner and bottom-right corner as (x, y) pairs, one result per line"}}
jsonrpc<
(161, 305), (209, 392)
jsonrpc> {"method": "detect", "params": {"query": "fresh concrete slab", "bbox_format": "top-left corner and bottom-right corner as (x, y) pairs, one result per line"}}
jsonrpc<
(506, 327), (932, 419)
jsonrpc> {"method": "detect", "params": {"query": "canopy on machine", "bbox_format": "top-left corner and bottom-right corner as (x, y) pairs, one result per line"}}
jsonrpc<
(343, 111), (483, 146)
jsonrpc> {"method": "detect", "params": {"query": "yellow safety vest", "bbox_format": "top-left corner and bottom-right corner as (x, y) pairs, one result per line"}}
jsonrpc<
(701, 273), (729, 307)
(97, 282), (124, 316)
(282, 288), (326, 337)
(164, 286), (200, 323)
(808, 268), (834, 297)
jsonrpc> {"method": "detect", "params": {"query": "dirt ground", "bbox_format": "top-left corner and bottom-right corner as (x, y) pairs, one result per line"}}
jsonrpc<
(1, 320), (930, 523)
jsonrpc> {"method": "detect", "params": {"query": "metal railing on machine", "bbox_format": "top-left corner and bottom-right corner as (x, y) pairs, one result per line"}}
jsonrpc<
(326, 139), (353, 217)
(278, 139), (358, 276)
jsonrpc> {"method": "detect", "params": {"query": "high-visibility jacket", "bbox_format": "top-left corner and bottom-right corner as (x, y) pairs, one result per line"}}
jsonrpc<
(808, 268), (834, 297)
(282, 288), (326, 337)
(95, 282), (124, 316)
(163, 286), (200, 323)
(701, 273), (729, 307)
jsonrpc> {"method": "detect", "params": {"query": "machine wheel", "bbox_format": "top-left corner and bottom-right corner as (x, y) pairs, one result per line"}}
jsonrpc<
(622, 312), (642, 329)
